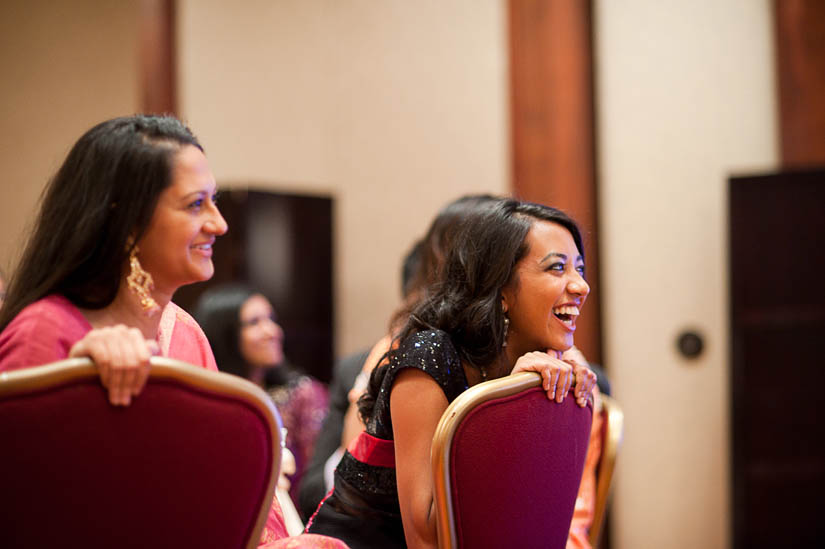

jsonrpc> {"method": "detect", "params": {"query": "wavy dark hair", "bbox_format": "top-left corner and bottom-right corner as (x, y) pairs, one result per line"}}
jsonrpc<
(0, 115), (202, 333)
(390, 194), (499, 329)
(359, 198), (584, 420)
(405, 194), (499, 300)
(193, 284), (258, 379)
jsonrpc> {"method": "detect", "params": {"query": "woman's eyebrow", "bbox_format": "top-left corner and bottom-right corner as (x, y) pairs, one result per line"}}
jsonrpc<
(180, 190), (206, 200)
(540, 252), (567, 263)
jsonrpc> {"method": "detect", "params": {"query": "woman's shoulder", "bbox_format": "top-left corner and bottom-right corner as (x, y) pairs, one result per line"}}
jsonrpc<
(17, 294), (86, 320)
(3, 294), (90, 334)
(0, 294), (91, 371)
(394, 328), (460, 365)
(293, 374), (329, 403)
(388, 328), (466, 399)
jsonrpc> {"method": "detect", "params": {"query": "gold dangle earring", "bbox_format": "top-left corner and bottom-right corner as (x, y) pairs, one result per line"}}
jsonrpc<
(126, 243), (160, 316)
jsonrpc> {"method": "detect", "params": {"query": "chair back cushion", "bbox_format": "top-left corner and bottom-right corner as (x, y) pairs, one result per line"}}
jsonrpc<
(0, 358), (280, 549)
(436, 374), (592, 549)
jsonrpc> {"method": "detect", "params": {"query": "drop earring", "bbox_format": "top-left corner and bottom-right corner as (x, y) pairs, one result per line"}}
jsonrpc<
(502, 314), (510, 348)
(126, 244), (160, 316)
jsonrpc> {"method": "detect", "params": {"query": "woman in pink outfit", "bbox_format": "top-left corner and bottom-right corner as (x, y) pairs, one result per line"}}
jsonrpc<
(0, 115), (346, 549)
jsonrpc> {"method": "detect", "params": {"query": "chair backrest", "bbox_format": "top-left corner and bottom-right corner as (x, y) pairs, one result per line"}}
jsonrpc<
(432, 372), (593, 549)
(0, 356), (281, 549)
(589, 394), (625, 547)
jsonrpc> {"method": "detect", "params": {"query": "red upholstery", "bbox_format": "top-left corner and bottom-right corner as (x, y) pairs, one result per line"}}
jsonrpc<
(0, 358), (279, 549)
(435, 375), (592, 549)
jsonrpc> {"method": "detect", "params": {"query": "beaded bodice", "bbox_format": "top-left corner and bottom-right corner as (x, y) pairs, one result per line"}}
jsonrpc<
(335, 329), (469, 501)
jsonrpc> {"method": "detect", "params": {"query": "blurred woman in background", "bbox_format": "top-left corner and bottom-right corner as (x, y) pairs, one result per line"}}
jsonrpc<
(195, 284), (329, 514)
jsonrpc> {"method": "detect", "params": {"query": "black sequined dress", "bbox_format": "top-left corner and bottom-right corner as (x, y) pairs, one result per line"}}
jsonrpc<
(305, 329), (469, 548)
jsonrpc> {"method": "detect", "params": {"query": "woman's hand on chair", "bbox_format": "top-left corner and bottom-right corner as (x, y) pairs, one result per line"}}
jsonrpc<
(561, 346), (597, 407)
(512, 349), (596, 407)
(69, 325), (158, 406)
(512, 351), (575, 404)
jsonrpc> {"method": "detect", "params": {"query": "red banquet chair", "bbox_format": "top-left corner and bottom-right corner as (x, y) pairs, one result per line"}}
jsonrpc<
(0, 356), (282, 549)
(432, 371), (593, 549)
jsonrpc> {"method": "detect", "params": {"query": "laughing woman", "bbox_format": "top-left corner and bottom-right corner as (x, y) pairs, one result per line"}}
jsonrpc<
(306, 199), (598, 548)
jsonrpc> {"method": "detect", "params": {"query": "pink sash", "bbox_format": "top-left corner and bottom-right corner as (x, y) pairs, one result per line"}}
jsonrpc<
(346, 431), (396, 468)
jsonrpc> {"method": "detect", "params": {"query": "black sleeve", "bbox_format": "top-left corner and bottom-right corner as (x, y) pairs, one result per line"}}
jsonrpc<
(297, 348), (370, 519)
(366, 330), (468, 440)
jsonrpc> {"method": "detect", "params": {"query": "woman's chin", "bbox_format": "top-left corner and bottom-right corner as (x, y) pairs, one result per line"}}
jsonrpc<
(547, 337), (574, 353)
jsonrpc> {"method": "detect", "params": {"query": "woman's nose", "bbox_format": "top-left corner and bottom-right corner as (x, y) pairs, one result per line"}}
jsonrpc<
(568, 273), (590, 297)
(206, 204), (228, 235)
(261, 318), (280, 337)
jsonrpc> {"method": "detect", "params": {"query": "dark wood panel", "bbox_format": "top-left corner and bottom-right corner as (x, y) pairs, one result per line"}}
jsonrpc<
(729, 170), (825, 548)
(173, 190), (334, 383)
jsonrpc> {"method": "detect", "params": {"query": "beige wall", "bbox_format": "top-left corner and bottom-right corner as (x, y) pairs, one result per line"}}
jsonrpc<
(0, 0), (140, 275)
(595, 1), (778, 547)
(177, 0), (510, 355)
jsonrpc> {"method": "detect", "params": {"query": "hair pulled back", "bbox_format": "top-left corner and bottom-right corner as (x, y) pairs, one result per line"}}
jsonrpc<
(358, 198), (584, 420)
(0, 114), (201, 332)
(193, 284), (258, 379)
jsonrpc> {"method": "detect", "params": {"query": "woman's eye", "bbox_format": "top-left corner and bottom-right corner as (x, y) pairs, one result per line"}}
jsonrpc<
(187, 198), (204, 210)
(211, 192), (220, 205)
(547, 262), (565, 272)
(576, 265), (586, 276)
(243, 314), (275, 327)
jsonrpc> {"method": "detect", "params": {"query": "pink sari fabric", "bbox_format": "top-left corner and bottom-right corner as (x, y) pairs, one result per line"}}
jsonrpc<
(259, 494), (348, 548)
(0, 294), (93, 371)
(0, 295), (217, 372)
(566, 386), (603, 549)
(157, 300), (218, 371)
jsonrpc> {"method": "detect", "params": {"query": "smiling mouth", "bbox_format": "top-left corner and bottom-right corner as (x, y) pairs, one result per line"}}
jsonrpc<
(552, 305), (580, 328)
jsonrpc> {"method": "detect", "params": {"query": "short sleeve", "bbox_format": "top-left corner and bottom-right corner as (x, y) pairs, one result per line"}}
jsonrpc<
(367, 329), (468, 438)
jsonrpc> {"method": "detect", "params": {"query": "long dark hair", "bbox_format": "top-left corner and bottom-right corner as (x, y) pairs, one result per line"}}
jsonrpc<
(359, 198), (584, 419)
(193, 284), (257, 379)
(405, 194), (499, 298)
(194, 284), (299, 386)
(0, 114), (202, 332)
(390, 194), (499, 328)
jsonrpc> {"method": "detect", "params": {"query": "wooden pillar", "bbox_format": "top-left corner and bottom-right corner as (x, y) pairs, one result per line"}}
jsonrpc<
(508, 0), (601, 364)
(775, 0), (825, 168)
(139, 0), (176, 114)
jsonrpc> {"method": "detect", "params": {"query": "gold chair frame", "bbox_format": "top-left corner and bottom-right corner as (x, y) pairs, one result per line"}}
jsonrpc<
(0, 356), (282, 549)
(589, 394), (624, 547)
